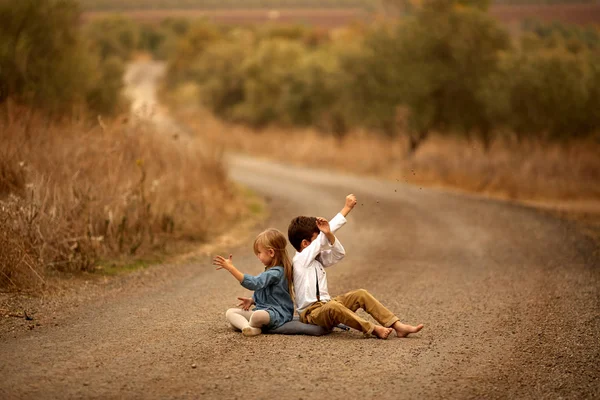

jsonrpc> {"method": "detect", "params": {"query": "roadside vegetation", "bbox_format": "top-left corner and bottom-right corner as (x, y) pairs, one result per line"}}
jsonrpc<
(160, 0), (599, 204)
(0, 0), (241, 291)
(78, 0), (598, 12)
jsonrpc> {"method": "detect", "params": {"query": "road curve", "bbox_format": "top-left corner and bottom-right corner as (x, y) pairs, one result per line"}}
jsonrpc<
(0, 62), (597, 399)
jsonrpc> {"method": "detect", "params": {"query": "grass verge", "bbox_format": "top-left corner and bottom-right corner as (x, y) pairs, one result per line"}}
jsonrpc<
(0, 107), (246, 291)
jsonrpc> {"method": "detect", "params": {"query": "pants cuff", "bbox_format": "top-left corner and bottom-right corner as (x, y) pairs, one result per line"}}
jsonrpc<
(364, 322), (375, 337)
(383, 316), (399, 328)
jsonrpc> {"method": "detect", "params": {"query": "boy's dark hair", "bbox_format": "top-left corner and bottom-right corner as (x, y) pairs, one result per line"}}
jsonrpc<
(288, 216), (319, 252)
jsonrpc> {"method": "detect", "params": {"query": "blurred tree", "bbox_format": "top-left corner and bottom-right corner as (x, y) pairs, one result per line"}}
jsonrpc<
(192, 42), (249, 119)
(0, 0), (126, 115)
(503, 49), (598, 141)
(84, 15), (140, 60)
(86, 56), (126, 115)
(234, 39), (306, 126)
(0, 0), (83, 111)
(165, 21), (222, 88)
(351, 2), (508, 152)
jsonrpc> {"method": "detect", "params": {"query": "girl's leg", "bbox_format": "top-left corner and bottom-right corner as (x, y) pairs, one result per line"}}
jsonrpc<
(242, 310), (270, 337)
(249, 310), (270, 329)
(225, 308), (253, 331)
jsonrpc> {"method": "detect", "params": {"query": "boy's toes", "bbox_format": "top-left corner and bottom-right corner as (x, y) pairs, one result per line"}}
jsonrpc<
(373, 326), (393, 340)
(381, 327), (393, 340)
(395, 323), (424, 338)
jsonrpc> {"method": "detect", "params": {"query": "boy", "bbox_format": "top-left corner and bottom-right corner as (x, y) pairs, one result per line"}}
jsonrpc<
(288, 194), (423, 339)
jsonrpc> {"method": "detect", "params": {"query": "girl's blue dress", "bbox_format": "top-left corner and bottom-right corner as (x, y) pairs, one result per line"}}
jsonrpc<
(241, 266), (294, 330)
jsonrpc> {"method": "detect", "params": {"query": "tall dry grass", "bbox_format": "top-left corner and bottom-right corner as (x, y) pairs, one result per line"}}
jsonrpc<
(0, 107), (241, 291)
(179, 108), (600, 203)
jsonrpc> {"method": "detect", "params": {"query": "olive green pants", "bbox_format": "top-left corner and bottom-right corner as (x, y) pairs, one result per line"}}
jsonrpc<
(299, 289), (400, 335)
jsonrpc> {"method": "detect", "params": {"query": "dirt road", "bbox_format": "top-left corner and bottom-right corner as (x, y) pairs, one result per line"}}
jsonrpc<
(0, 62), (598, 399)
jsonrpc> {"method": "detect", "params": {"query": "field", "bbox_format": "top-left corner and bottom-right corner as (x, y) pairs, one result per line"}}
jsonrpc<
(81, 4), (600, 27)
(80, 8), (367, 27)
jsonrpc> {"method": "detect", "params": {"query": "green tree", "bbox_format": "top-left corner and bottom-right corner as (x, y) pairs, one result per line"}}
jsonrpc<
(84, 15), (141, 61)
(0, 0), (126, 115)
(192, 42), (249, 119)
(349, 2), (509, 152)
(0, 0), (84, 111)
(165, 21), (222, 88)
(503, 49), (598, 141)
(233, 39), (306, 127)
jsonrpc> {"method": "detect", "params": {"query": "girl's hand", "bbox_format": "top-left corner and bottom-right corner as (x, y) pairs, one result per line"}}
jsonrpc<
(213, 254), (234, 271)
(237, 297), (254, 311)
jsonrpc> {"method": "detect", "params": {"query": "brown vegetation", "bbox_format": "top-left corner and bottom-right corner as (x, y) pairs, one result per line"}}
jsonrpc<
(177, 108), (600, 204)
(81, 5), (600, 27)
(0, 106), (242, 291)
(491, 4), (600, 26)
(81, 9), (367, 27)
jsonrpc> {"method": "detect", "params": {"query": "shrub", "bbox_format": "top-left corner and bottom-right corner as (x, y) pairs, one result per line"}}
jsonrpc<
(503, 49), (599, 141)
(0, 0), (126, 115)
(0, 111), (239, 290)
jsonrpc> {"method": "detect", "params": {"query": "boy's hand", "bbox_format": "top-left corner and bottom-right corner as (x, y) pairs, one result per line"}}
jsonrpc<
(237, 297), (254, 311)
(213, 254), (234, 271)
(341, 193), (357, 217)
(316, 217), (331, 234)
(345, 194), (357, 209)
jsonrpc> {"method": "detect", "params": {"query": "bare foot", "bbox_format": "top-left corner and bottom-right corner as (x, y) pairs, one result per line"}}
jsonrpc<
(372, 325), (393, 339)
(392, 322), (424, 338)
(242, 327), (262, 337)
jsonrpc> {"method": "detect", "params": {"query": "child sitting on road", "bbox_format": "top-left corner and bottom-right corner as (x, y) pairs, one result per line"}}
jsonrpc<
(213, 228), (294, 337)
(288, 194), (424, 339)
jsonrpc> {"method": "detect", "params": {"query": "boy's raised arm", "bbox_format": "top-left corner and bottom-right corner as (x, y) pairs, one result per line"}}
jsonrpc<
(294, 218), (336, 268)
(330, 194), (356, 234)
(340, 194), (357, 218)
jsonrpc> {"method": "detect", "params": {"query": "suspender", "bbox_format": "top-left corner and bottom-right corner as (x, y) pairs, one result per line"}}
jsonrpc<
(315, 267), (320, 302)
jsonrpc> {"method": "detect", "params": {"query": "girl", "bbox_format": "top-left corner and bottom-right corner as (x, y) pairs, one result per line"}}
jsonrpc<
(213, 228), (294, 337)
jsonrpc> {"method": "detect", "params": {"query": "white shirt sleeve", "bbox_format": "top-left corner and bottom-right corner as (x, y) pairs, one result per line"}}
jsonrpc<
(329, 213), (347, 234)
(317, 213), (347, 268)
(293, 231), (333, 269)
(318, 238), (345, 268)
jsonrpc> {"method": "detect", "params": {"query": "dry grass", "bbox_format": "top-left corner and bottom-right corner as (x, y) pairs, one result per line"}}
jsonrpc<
(0, 106), (242, 291)
(80, 5), (600, 27)
(177, 108), (600, 204)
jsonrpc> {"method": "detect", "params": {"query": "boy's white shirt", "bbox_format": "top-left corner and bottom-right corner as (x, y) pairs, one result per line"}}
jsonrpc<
(293, 213), (347, 313)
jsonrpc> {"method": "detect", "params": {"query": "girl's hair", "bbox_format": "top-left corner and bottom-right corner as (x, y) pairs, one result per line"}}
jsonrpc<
(253, 228), (294, 299)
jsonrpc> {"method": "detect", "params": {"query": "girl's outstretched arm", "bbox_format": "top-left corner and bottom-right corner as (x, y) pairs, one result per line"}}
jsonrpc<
(213, 254), (244, 282)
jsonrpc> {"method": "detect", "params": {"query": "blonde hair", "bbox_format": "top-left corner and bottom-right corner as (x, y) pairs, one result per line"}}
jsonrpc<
(253, 228), (294, 299)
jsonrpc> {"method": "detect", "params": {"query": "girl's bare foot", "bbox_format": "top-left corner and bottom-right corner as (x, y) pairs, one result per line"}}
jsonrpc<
(372, 325), (394, 339)
(242, 327), (262, 337)
(392, 322), (424, 338)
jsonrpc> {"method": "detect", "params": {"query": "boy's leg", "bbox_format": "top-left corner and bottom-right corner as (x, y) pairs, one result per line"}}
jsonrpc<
(334, 289), (423, 337)
(307, 300), (393, 339)
(333, 289), (399, 327)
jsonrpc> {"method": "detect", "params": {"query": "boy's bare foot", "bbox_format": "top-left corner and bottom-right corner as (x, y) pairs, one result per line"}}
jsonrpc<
(392, 322), (424, 338)
(242, 327), (262, 337)
(372, 325), (393, 339)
